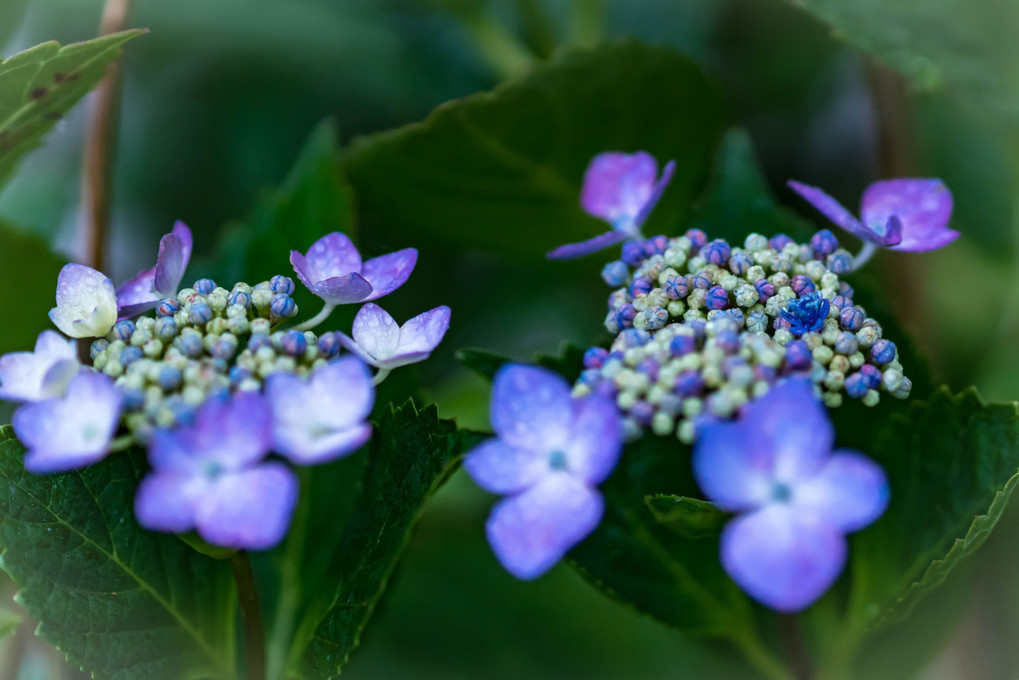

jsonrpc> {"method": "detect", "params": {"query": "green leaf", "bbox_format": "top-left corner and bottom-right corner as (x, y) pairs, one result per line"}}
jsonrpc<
(0, 30), (146, 189)
(0, 601), (18, 639)
(345, 40), (726, 257)
(843, 388), (1019, 631)
(0, 220), (65, 355)
(289, 401), (483, 679)
(645, 494), (727, 540)
(0, 427), (236, 680)
(213, 119), (355, 291)
(455, 347), (510, 382)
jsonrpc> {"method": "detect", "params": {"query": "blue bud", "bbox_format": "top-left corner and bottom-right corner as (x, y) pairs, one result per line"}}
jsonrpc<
(691, 272), (713, 290)
(728, 251), (752, 275)
(616, 304), (637, 330)
(270, 294), (297, 318)
(90, 339), (110, 360)
(112, 320), (135, 342)
(643, 307), (668, 330)
(859, 364), (882, 388)
(229, 366), (251, 385)
(155, 317), (178, 340)
(194, 278), (217, 295)
(189, 302), (213, 325)
(791, 274), (815, 296)
(826, 251), (853, 275)
(317, 332), (342, 357)
(840, 305), (864, 331)
(834, 331), (858, 355)
(637, 358), (660, 382)
(629, 278), (653, 297)
(621, 241), (645, 266)
(674, 370), (703, 397)
(701, 239), (731, 266)
(228, 290), (252, 309)
(583, 347), (609, 369)
(629, 400), (654, 426)
(769, 233), (794, 250)
(157, 298), (181, 317)
(618, 328), (651, 348)
(685, 229), (707, 251)
(663, 275), (689, 300)
(784, 340), (812, 371)
(670, 335), (696, 357)
(870, 339), (896, 364)
(838, 281), (855, 298)
(158, 366), (182, 390)
(248, 332), (272, 352)
(705, 285), (729, 311)
(270, 275), (296, 295)
(281, 329), (308, 356)
(830, 295), (852, 310)
(120, 346), (143, 366)
(122, 388), (145, 411)
(779, 292), (829, 336)
(211, 337), (238, 360)
(715, 329), (740, 353)
(644, 235), (668, 256)
(845, 372), (870, 398)
(601, 260), (630, 287)
(176, 334), (204, 358)
(754, 279), (775, 302)
(809, 229), (839, 257)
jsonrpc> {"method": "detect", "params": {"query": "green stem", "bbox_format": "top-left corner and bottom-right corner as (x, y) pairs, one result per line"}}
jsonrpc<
(514, 0), (557, 59)
(294, 303), (335, 332)
(779, 614), (813, 680)
(730, 627), (796, 680)
(372, 367), (392, 385)
(231, 552), (266, 680)
(569, 0), (606, 48)
(449, 5), (536, 78)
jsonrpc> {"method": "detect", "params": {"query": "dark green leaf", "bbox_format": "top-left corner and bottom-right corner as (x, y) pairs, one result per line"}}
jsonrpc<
(455, 347), (509, 382)
(456, 343), (586, 384)
(0, 220), (65, 355)
(291, 401), (483, 679)
(213, 119), (355, 294)
(0, 427), (236, 680)
(645, 494), (727, 540)
(0, 30), (146, 189)
(346, 40), (726, 257)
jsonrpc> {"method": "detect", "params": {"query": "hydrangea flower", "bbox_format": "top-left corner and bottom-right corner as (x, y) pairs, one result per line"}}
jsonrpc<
(290, 232), (417, 306)
(692, 379), (889, 611)
(13, 372), (123, 473)
(788, 179), (957, 267)
(265, 357), (375, 465)
(547, 151), (676, 260)
(135, 391), (298, 550)
(0, 330), (79, 402)
(778, 292), (830, 336)
(464, 364), (623, 579)
(49, 263), (119, 338)
(338, 303), (451, 378)
(116, 221), (194, 317)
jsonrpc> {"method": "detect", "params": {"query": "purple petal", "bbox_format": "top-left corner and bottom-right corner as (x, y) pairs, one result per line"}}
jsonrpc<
(0, 331), (78, 402)
(351, 303), (400, 360)
(546, 230), (628, 260)
(267, 357), (375, 465)
(794, 451), (889, 532)
(135, 472), (205, 533)
(633, 159), (676, 228)
(860, 178), (958, 251)
(464, 438), (546, 495)
(693, 420), (772, 511)
(563, 394), (623, 486)
(361, 248), (418, 301)
(115, 266), (158, 317)
(196, 463), (298, 550)
(395, 305), (451, 356)
(310, 273), (374, 305)
(486, 474), (603, 579)
(490, 364), (572, 454)
(15, 372), (122, 473)
(741, 379), (832, 485)
(336, 332), (378, 367)
(49, 264), (118, 338)
(787, 180), (892, 246)
(580, 151), (658, 227)
(721, 504), (846, 611)
(195, 392), (273, 468)
(302, 232), (363, 282)
(153, 221), (193, 296)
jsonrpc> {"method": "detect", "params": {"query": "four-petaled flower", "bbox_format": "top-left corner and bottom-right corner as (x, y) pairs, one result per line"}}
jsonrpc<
(265, 357), (375, 465)
(135, 391), (298, 550)
(116, 221), (194, 317)
(547, 151), (676, 259)
(291, 232), (417, 305)
(13, 372), (123, 473)
(788, 179), (957, 252)
(49, 263), (119, 338)
(779, 292), (830, 337)
(693, 379), (889, 611)
(464, 364), (623, 579)
(338, 303), (451, 373)
(0, 330), (79, 402)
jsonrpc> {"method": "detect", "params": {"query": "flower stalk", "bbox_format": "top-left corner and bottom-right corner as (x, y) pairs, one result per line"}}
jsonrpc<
(231, 551), (266, 680)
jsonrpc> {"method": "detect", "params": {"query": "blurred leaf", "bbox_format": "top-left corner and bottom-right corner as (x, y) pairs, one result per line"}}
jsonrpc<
(214, 119), (354, 291)
(291, 401), (483, 679)
(0, 220), (64, 354)
(0, 601), (18, 639)
(687, 128), (814, 242)
(0, 428), (236, 680)
(645, 494), (727, 540)
(346, 40), (726, 258)
(0, 30), (145, 190)
(456, 347), (509, 382)
(0, 0), (30, 49)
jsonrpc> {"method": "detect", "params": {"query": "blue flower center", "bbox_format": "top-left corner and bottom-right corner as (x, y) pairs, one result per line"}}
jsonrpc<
(780, 292), (830, 336)
(548, 450), (569, 471)
(204, 461), (224, 480)
(771, 483), (792, 503)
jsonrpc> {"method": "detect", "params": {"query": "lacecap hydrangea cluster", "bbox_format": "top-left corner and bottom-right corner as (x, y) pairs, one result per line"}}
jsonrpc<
(0, 223), (450, 550)
(573, 228), (909, 442)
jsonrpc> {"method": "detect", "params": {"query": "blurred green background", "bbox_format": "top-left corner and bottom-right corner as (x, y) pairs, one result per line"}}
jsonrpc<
(1, 0), (1017, 678)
